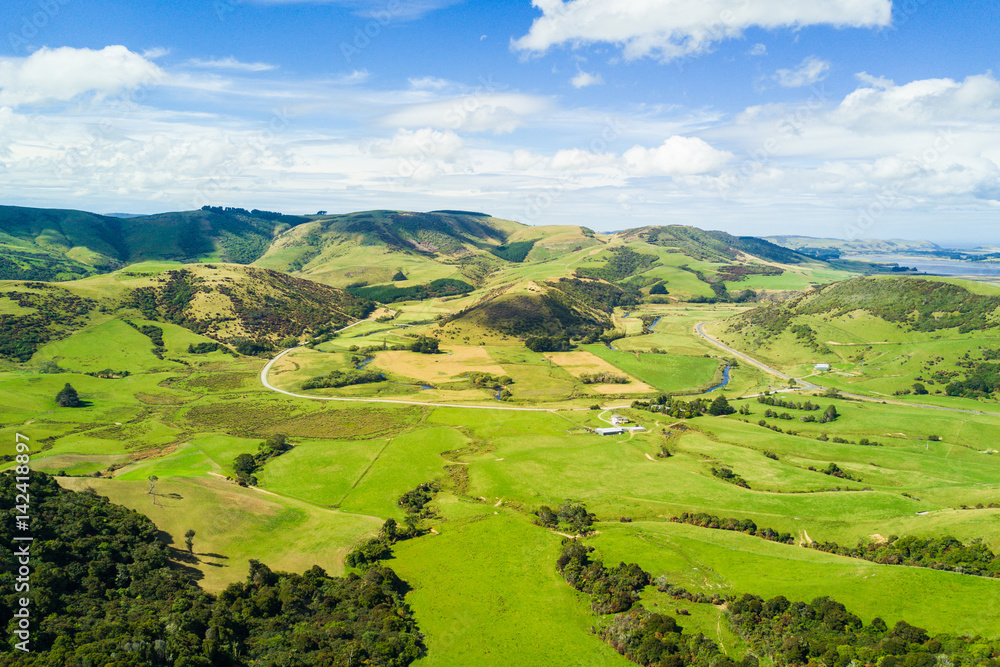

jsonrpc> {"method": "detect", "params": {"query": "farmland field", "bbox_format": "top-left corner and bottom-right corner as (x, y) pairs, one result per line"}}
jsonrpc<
(2, 211), (1000, 666)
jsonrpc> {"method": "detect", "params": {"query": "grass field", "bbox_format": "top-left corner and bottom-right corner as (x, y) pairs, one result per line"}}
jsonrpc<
(583, 344), (722, 394)
(4, 243), (1000, 663)
(391, 502), (635, 667)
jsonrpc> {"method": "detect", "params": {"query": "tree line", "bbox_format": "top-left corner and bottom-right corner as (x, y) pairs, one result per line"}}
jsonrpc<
(0, 471), (423, 665)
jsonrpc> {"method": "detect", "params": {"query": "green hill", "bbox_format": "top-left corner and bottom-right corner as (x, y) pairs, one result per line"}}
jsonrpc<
(0, 263), (372, 363)
(718, 276), (1000, 400)
(0, 205), (311, 280)
(619, 226), (809, 264)
(254, 210), (600, 288)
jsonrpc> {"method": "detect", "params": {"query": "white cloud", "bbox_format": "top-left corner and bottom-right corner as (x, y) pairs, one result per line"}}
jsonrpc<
(775, 57), (831, 88)
(832, 73), (1000, 130)
(333, 69), (370, 85)
(623, 136), (733, 175)
(571, 69), (605, 88)
(0, 46), (161, 108)
(381, 93), (553, 134)
(549, 147), (616, 170)
(373, 127), (465, 161)
(244, 0), (459, 21)
(512, 0), (891, 62)
(749, 43), (767, 57)
(408, 76), (450, 90)
(185, 57), (278, 72)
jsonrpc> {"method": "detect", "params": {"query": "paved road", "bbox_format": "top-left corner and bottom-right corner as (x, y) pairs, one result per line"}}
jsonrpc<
(694, 322), (991, 416)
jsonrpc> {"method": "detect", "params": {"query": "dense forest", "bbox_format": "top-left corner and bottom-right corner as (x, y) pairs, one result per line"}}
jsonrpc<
(729, 593), (1000, 667)
(0, 472), (423, 666)
(347, 278), (475, 303)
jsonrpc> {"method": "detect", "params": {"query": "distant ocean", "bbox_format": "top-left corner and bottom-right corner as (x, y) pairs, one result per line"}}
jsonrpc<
(843, 254), (1000, 277)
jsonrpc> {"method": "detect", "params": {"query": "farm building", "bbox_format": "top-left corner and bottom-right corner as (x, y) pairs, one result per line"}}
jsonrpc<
(626, 426), (646, 433)
(595, 427), (626, 436)
(814, 363), (831, 371)
(610, 414), (630, 425)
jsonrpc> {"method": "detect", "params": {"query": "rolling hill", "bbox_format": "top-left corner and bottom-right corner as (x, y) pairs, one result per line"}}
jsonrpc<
(716, 276), (1000, 399)
(0, 205), (312, 280)
(253, 209), (601, 288)
(0, 263), (372, 363)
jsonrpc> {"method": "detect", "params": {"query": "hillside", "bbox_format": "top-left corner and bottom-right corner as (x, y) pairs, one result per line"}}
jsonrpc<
(717, 276), (1000, 399)
(254, 209), (601, 288)
(619, 226), (809, 264)
(0, 263), (372, 363)
(439, 277), (618, 340)
(0, 205), (311, 280)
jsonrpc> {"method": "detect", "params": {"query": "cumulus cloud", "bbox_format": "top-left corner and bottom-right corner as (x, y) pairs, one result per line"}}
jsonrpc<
(749, 43), (767, 57)
(570, 70), (605, 88)
(775, 57), (831, 88)
(832, 73), (1000, 130)
(512, 0), (891, 62)
(623, 136), (732, 176)
(185, 57), (277, 71)
(0, 46), (162, 108)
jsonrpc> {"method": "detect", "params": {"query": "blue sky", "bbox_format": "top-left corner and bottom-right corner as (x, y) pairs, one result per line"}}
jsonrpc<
(1, 0), (998, 243)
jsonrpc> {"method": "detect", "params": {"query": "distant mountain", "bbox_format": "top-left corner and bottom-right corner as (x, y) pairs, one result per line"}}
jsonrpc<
(0, 205), (311, 281)
(765, 236), (941, 258)
(621, 226), (809, 264)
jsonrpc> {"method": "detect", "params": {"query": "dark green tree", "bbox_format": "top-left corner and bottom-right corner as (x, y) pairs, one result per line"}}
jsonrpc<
(410, 336), (440, 354)
(708, 395), (735, 416)
(56, 382), (80, 407)
(184, 529), (196, 553)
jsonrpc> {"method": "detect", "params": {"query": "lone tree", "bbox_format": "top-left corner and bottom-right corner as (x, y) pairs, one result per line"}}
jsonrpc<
(410, 336), (440, 354)
(147, 475), (159, 506)
(56, 383), (80, 407)
(708, 395), (736, 416)
(184, 529), (196, 553)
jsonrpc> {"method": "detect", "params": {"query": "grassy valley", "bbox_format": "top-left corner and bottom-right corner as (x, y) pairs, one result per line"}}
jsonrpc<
(2, 206), (998, 666)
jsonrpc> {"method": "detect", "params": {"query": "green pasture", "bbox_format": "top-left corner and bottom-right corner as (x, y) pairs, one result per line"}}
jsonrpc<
(391, 502), (635, 667)
(589, 521), (1000, 638)
(583, 344), (722, 393)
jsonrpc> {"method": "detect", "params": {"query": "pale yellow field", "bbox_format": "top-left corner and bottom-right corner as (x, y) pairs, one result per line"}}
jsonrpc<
(374, 346), (508, 381)
(545, 351), (653, 394)
(588, 383), (654, 395)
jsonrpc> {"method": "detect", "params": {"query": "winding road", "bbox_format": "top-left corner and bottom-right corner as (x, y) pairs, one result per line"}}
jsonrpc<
(694, 322), (991, 416)
(255, 317), (991, 417)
